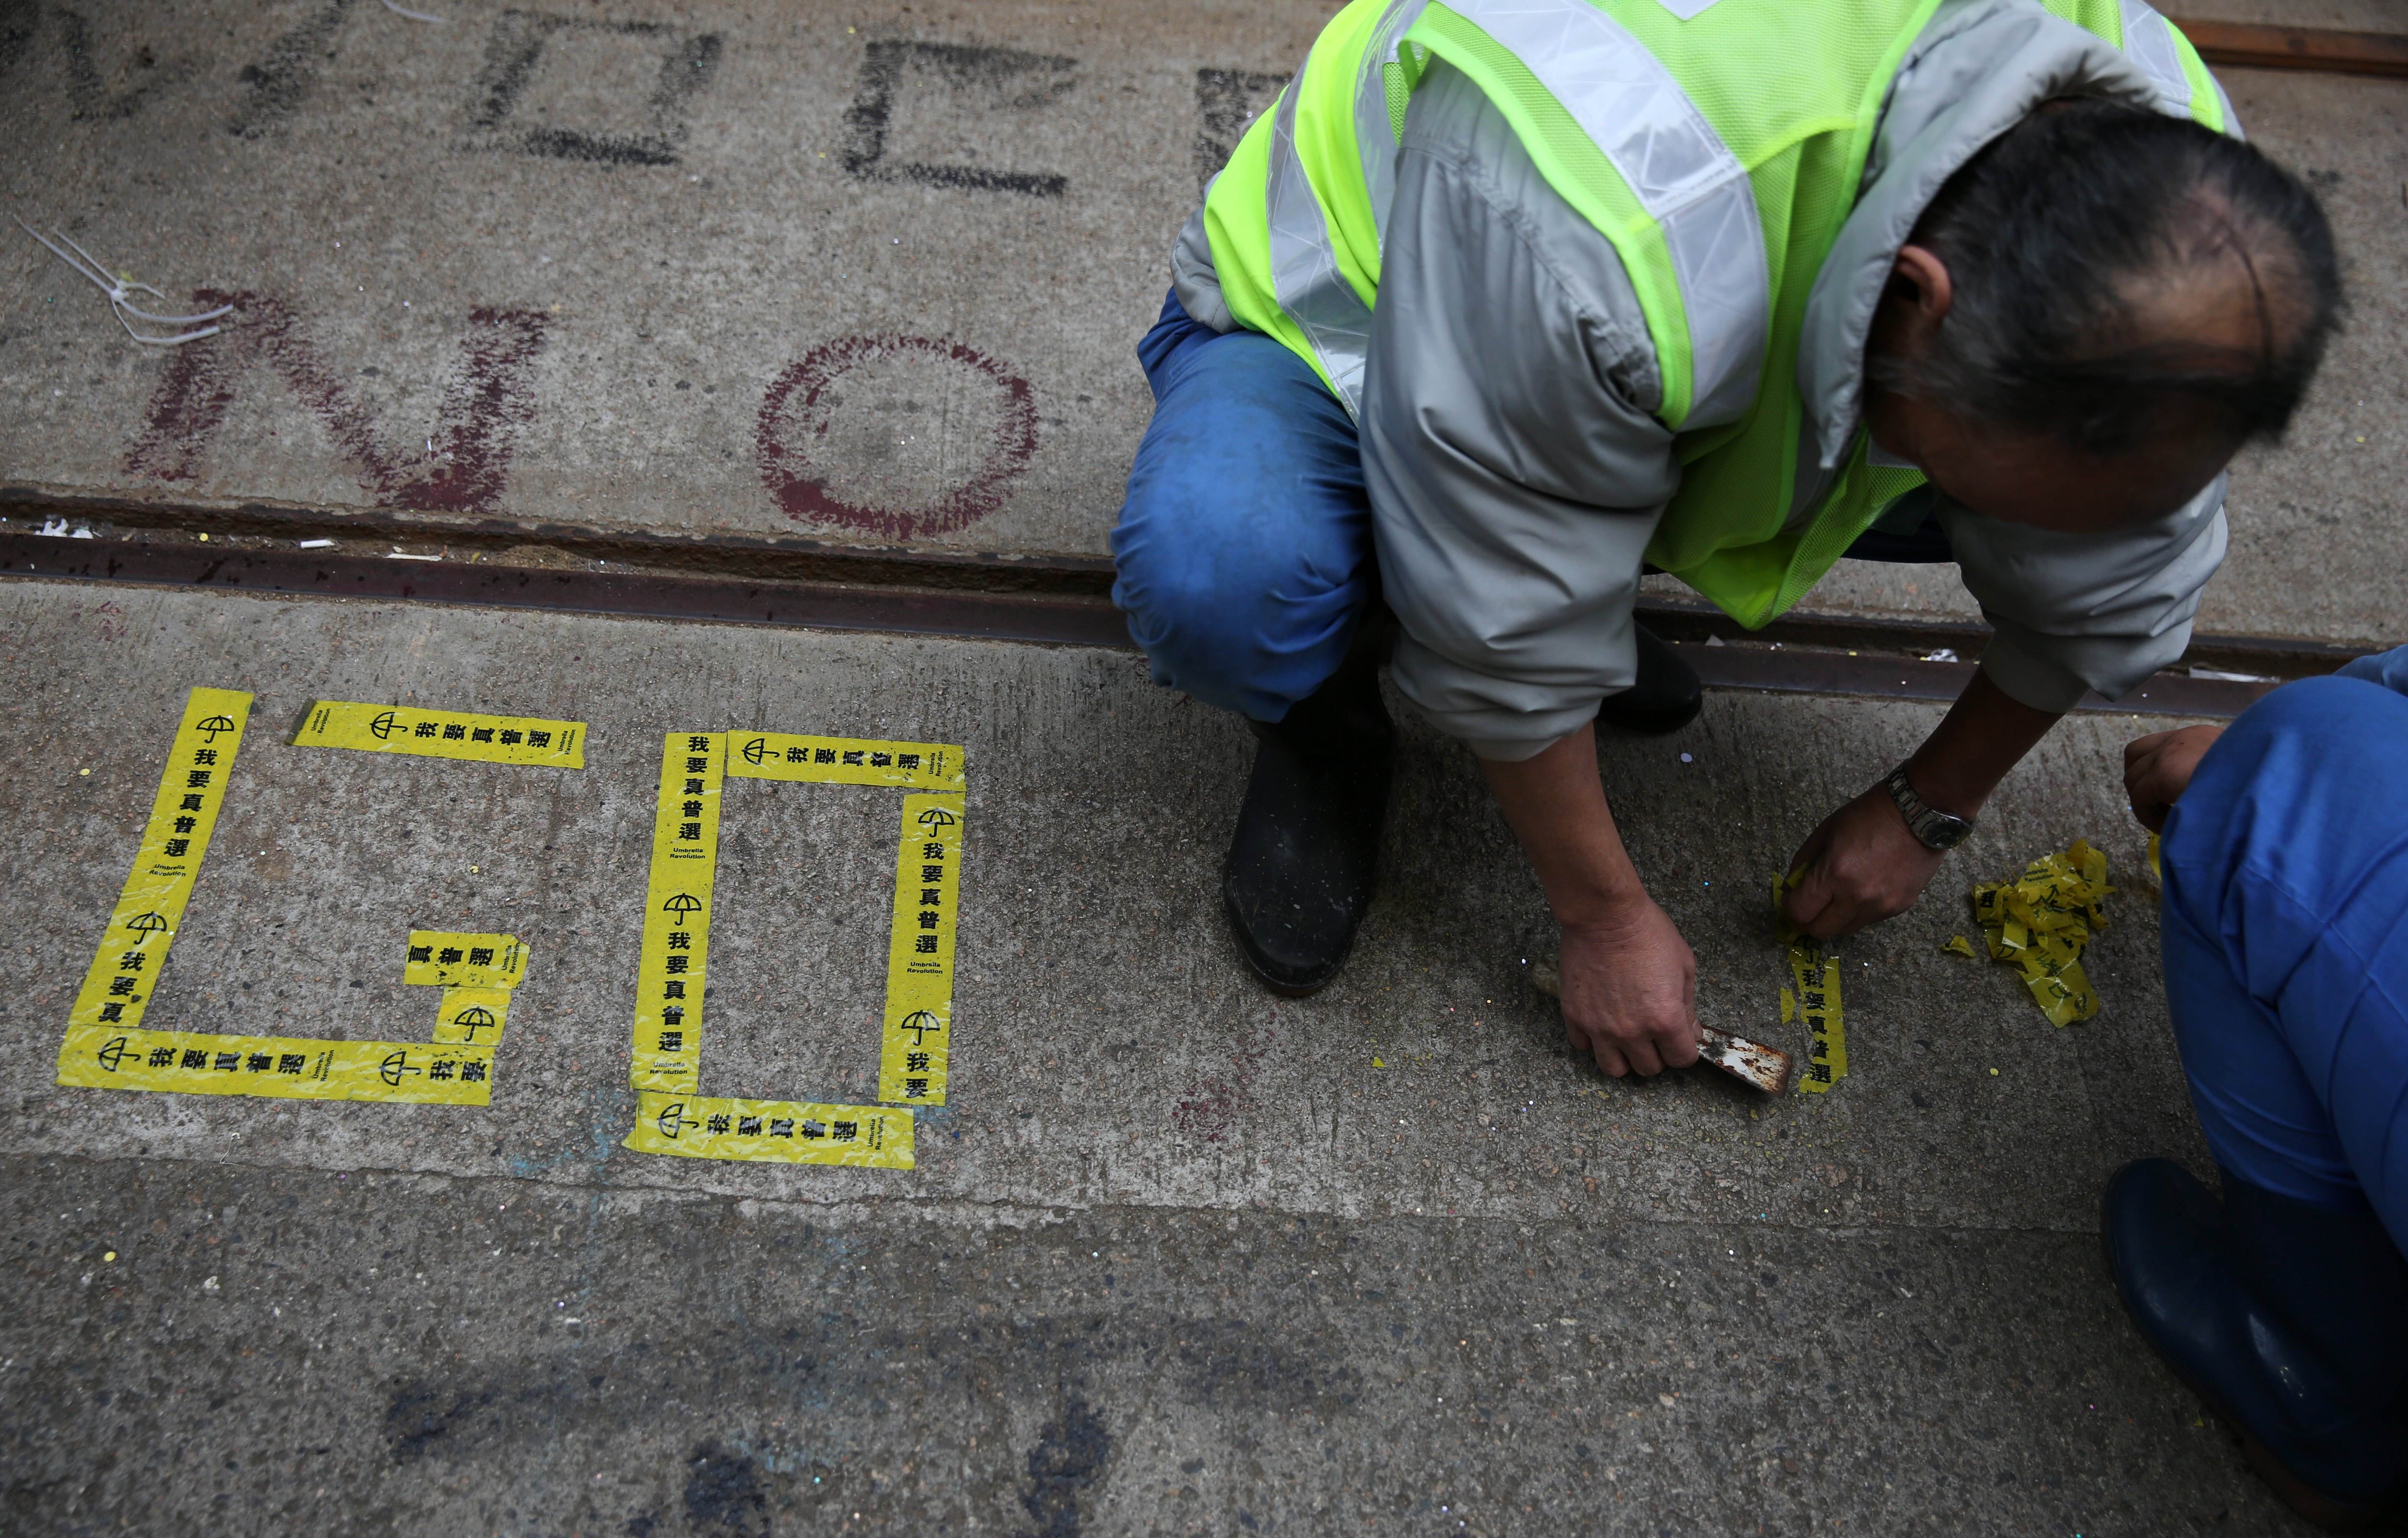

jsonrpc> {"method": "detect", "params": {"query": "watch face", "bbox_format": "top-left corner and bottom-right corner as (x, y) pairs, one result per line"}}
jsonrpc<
(1923, 812), (1973, 849)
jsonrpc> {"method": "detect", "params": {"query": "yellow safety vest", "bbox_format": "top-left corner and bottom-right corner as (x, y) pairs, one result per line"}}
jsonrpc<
(1196, 0), (2229, 626)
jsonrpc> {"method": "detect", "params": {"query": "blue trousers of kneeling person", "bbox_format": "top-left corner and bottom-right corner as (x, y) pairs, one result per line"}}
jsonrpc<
(2111, 648), (2408, 1517)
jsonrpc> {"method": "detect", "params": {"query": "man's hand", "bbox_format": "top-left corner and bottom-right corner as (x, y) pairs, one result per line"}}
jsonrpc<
(1482, 723), (1699, 1077)
(1781, 782), (1948, 940)
(2125, 724), (2224, 832)
(1557, 896), (1699, 1077)
(1780, 667), (2063, 941)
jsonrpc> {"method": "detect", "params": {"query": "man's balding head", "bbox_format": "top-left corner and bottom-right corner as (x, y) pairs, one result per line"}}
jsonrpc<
(1864, 98), (2339, 531)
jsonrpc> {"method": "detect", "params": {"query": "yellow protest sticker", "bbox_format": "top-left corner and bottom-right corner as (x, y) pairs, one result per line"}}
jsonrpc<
(59, 694), (539, 1106)
(433, 986), (514, 1045)
(630, 732), (723, 1097)
(725, 732), (964, 791)
(1770, 867), (1844, 1093)
(1942, 935), (1979, 960)
(64, 687), (253, 1038)
(1792, 947), (1847, 1093)
(404, 932), (528, 991)
(622, 730), (969, 1167)
(879, 794), (964, 1105)
(293, 701), (585, 769)
(625, 1092), (913, 1167)
(60, 932), (529, 1105)
(58, 1028), (497, 1104)
(1969, 839), (2115, 1027)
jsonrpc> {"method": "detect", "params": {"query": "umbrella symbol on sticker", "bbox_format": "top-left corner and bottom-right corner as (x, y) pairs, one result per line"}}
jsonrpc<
(916, 807), (958, 830)
(379, 1049), (422, 1087)
(656, 1101), (691, 1138)
(195, 713), (237, 743)
(741, 737), (770, 766)
(451, 1006), (498, 1041)
(123, 912), (171, 942)
(898, 1009), (944, 1046)
(662, 893), (704, 924)
(95, 1036), (132, 1071)
(369, 710), (403, 740)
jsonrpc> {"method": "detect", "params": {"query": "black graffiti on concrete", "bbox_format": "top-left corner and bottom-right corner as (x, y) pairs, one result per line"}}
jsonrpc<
(228, 0), (350, 138)
(54, 8), (184, 121)
(683, 1440), (770, 1538)
(380, 1311), (1359, 1467)
(1194, 68), (1288, 195)
(467, 10), (722, 166)
(842, 40), (1075, 197)
(0, 0), (34, 79)
(1018, 1393), (1111, 1538)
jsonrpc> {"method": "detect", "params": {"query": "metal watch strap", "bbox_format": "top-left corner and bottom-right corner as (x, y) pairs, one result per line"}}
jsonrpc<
(1885, 764), (1974, 850)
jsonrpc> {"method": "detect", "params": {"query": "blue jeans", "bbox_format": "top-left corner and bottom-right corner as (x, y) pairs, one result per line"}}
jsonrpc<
(1110, 293), (1375, 724)
(1108, 291), (1959, 723)
(2161, 670), (2408, 1250)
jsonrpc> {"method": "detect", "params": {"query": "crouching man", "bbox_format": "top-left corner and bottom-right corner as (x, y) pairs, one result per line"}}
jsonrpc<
(1111, 0), (2337, 1078)
(2106, 651), (2408, 1529)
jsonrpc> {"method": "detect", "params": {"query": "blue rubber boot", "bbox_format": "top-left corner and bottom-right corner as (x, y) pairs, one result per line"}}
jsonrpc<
(2104, 1159), (2408, 1530)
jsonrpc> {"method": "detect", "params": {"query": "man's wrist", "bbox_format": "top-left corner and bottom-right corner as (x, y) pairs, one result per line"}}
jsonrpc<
(1885, 763), (1976, 850)
(1550, 871), (1654, 931)
(1898, 756), (1985, 818)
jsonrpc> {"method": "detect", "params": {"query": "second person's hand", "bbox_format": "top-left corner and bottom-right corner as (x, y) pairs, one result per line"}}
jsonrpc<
(2124, 724), (2224, 832)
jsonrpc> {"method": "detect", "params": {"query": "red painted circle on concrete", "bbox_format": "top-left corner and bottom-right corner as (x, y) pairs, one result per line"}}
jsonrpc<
(755, 334), (1038, 542)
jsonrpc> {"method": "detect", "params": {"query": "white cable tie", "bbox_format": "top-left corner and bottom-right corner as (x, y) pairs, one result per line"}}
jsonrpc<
(379, 0), (446, 20)
(116, 296), (236, 326)
(15, 216), (117, 297)
(111, 306), (221, 347)
(16, 215), (229, 341)
(50, 226), (166, 302)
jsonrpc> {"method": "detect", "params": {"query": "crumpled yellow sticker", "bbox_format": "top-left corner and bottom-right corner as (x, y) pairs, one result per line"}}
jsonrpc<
(1969, 839), (2115, 1026)
(1942, 935), (1979, 960)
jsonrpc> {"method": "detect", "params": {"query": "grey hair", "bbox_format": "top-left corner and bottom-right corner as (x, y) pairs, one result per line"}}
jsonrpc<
(1874, 98), (2340, 456)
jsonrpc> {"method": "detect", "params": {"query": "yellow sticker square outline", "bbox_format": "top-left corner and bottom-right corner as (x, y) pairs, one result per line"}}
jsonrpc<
(620, 729), (967, 1169)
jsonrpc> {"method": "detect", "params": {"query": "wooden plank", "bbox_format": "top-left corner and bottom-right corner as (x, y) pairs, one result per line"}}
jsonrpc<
(2171, 18), (2408, 79)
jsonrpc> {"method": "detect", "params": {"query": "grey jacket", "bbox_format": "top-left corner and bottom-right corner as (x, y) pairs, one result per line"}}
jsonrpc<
(1172, 0), (2234, 758)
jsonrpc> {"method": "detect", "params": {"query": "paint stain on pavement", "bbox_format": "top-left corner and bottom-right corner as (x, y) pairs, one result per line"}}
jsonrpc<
(1019, 1392), (1110, 1538)
(125, 292), (549, 515)
(684, 1439), (769, 1538)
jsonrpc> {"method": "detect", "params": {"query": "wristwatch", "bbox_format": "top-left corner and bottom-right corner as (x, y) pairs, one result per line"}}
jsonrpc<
(1884, 764), (1974, 850)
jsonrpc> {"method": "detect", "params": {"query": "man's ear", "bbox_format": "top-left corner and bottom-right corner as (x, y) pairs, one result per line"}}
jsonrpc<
(1891, 244), (1954, 327)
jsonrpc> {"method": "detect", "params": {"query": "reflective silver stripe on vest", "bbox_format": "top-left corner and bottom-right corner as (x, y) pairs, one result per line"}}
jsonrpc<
(2117, 0), (2194, 117)
(1354, 0), (1433, 243)
(1267, 79), (1377, 417)
(1444, 0), (1768, 428)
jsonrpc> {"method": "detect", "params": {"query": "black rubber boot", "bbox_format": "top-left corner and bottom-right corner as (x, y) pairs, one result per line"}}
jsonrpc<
(2103, 1159), (2408, 1530)
(1595, 624), (1702, 735)
(1220, 656), (1393, 997)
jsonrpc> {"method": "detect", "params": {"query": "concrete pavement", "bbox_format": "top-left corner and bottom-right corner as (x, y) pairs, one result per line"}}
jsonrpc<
(4, 0), (2407, 647)
(0, 574), (2309, 1533)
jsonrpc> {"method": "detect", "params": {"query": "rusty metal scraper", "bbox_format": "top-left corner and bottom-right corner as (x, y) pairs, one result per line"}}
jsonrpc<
(1528, 957), (1794, 1094)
